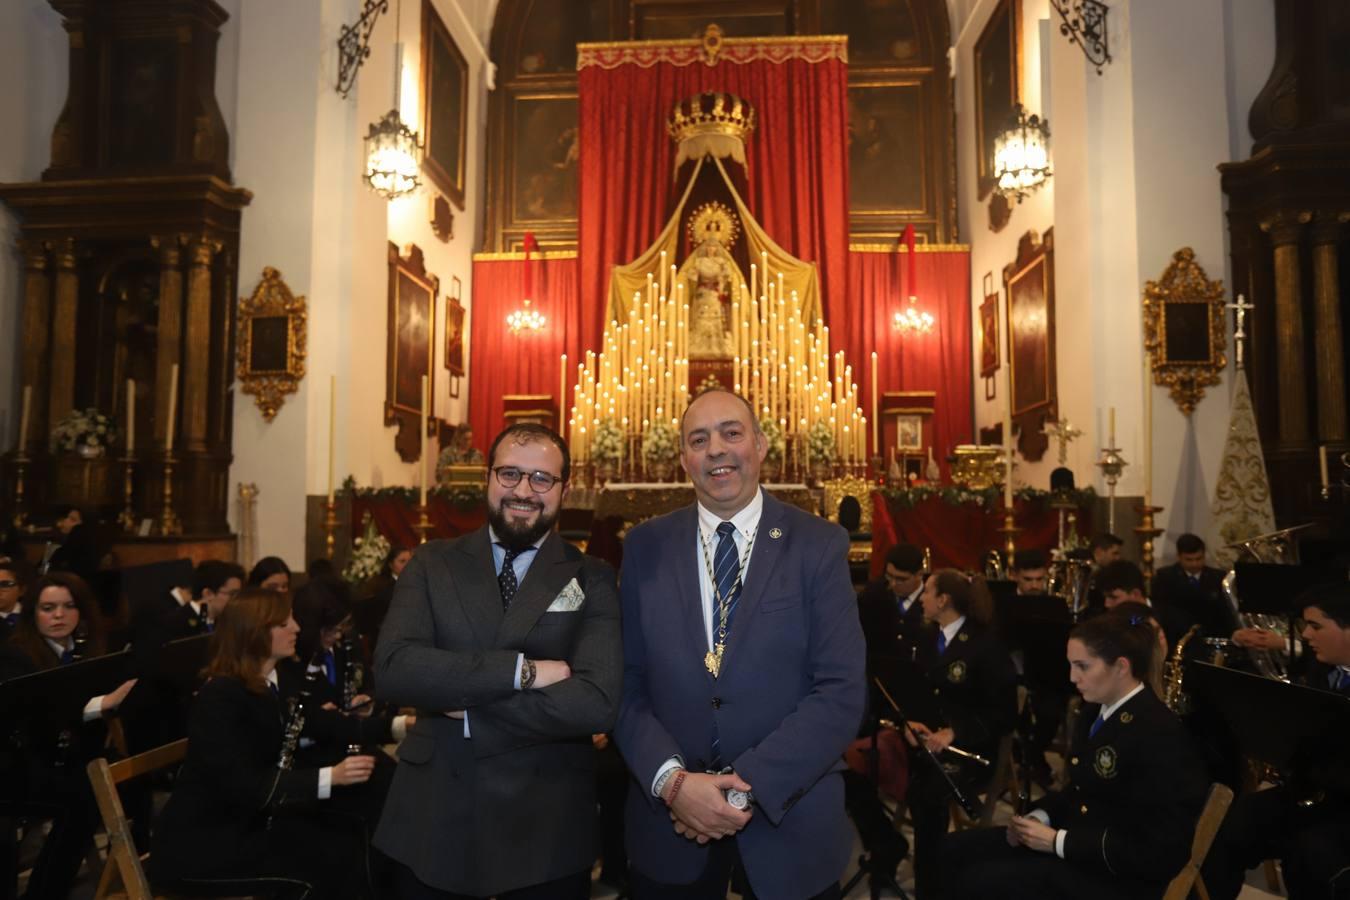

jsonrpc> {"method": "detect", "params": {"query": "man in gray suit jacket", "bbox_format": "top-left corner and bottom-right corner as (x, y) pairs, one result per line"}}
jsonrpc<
(615, 390), (866, 900)
(374, 423), (622, 900)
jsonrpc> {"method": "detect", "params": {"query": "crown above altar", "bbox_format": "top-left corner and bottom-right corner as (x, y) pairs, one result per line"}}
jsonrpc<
(667, 91), (757, 145)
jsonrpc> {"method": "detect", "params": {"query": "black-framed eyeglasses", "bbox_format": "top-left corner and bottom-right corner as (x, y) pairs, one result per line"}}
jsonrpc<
(492, 466), (564, 493)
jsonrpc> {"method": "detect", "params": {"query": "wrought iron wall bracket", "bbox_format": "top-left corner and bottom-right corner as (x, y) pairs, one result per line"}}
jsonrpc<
(337, 0), (390, 97)
(1051, 0), (1111, 74)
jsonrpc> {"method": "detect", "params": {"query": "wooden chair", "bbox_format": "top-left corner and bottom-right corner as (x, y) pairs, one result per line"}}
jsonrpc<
(950, 734), (1015, 830)
(86, 738), (188, 900)
(1162, 783), (1235, 900)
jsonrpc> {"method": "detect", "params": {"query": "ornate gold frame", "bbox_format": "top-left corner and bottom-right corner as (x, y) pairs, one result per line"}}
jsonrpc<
(236, 266), (306, 422)
(1142, 247), (1227, 415)
(823, 475), (872, 532)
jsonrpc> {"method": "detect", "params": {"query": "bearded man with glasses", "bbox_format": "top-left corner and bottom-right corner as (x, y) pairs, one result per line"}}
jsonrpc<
(374, 423), (622, 900)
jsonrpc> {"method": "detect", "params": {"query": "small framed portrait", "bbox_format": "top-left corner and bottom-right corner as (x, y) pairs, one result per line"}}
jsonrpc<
(896, 414), (924, 452)
(979, 292), (999, 377)
(445, 276), (465, 376)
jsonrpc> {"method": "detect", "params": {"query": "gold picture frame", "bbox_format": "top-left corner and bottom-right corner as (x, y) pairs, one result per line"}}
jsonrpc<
(421, 0), (469, 209)
(236, 267), (306, 422)
(386, 243), (439, 462)
(974, 0), (1021, 201)
(1142, 247), (1227, 415)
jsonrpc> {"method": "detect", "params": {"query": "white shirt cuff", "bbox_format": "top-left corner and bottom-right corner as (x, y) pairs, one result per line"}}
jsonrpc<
(513, 653), (524, 690)
(83, 696), (105, 722)
(318, 767), (333, 799)
(391, 715), (409, 743)
(463, 712), (471, 739)
(652, 756), (684, 798)
(1054, 829), (1066, 858)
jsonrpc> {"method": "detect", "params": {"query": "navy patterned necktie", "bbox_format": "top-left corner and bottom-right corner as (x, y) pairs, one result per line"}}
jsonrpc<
(498, 545), (522, 609)
(1089, 714), (1105, 738)
(713, 522), (743, 632)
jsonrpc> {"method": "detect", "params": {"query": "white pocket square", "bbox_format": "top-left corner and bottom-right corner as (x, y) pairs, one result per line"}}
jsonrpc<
(546, 577), (585, 612)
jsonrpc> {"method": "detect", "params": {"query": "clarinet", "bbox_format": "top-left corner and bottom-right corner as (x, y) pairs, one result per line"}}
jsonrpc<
(340, 632), (364, 755)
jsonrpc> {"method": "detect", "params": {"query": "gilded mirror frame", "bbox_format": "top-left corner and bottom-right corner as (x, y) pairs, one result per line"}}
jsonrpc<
(1142, 247), (1226, 415)
(236, 266), (307, 422)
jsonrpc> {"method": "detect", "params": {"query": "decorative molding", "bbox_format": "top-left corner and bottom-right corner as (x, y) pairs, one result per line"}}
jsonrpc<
(847, 242), (971, 253)
(236, 267), (307, 422)
(577, 34), (848, 70)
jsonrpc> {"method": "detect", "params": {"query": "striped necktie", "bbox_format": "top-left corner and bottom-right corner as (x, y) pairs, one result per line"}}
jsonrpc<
(712, 522), (743, 632)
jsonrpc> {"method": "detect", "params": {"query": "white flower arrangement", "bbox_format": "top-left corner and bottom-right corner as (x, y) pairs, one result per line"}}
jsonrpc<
(592, 417), (624, 464)
(343, 515), (391, 585)
(642, 421), (679, 465)
(807, 420), (837, 464)
(50, 408), (118, 454)
(759, 417), (785, 461)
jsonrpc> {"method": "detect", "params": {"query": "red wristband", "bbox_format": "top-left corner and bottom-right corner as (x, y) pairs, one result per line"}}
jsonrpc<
(664, 770), (688, 806)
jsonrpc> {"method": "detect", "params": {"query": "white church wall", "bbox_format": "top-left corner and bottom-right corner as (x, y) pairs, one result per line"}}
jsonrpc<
(0, 0), (66, 454)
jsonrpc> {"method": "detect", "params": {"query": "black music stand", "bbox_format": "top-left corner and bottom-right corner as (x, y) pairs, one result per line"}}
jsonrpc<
(0, 651), (136, 750)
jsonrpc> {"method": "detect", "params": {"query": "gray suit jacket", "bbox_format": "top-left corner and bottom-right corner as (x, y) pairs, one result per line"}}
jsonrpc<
(372, 527), (622, 895)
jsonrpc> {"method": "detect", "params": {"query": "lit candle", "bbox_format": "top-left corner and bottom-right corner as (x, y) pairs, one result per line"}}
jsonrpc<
(165, 364), (179, 452)
(17, 384), (30, 452)
(1109, 407), (1116, 448)
(1143, 351), (1153, 506)
(419, 374), (428, 505)
(125, 379), (135, 454)
(327, 374), (336, 501)
(1005, 444), (1015, 509)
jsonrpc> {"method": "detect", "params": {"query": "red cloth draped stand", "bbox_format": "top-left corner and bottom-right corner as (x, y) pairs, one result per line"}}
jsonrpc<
(467, 254), (580, 454)
(846, 248), (972, 479)
(577, 39), (850, 343)
(871, 494), (1094, 574)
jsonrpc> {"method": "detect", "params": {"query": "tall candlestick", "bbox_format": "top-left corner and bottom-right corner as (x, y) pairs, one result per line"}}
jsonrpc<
(419, 374), (428, 505)
(327, 375), (336, 501)
(165, 364), (179, 452)
(1320, 445), (1330, 492)
(17, 385), (30, 452)
(125, 379), (135, 454)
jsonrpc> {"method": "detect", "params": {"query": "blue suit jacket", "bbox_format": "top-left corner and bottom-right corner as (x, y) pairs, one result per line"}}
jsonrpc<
(615, 490), (866, 899)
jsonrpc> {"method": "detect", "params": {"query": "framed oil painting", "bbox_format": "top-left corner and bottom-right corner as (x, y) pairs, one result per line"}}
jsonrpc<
(386, 242), (439, 462)
(510, 95), (579, 224)
(847, 81), (927, 215)
(445, 275), (465, 376)
(421, 0), (469, 209)
(1003, 229), (1055, 460)
(974, 0), (1020, 200)
(979, 291), (999, 378)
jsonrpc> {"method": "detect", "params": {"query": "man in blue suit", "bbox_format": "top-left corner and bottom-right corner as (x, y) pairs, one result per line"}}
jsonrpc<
(615, 389), (866, 900)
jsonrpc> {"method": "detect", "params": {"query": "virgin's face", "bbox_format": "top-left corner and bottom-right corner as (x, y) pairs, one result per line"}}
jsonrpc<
(36, 586), (79, 642)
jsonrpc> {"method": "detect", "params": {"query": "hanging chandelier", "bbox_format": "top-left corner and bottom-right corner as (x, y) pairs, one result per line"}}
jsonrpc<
(506, 298), (546, 334)
(894, 224), (935, 335)
(362, 0), (422, 199)
(993, 105), (1051, 203)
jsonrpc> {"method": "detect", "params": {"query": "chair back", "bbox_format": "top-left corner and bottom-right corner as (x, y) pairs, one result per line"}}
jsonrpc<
(86, 738), (188, 900)
(1162, 782), (1234, 900)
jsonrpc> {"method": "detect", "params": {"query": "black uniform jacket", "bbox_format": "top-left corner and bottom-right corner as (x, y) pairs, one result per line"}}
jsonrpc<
(909, 617), (1018, 761)
(1039, 686), (1207, 886)
(150, 673), (389, 883)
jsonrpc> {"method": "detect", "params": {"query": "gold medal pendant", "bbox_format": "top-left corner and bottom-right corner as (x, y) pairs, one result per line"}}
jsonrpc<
(705, 643), (724, 678)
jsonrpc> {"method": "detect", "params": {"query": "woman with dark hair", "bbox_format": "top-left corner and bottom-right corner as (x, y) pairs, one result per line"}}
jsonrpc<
(247, 555), (292, 593)
(0, 573), (137, 899)
(150, 588), (395, 898)
(944, 610), (1207, 899)
(904, 568), (1017, 900)
(352, 545), (411, 654)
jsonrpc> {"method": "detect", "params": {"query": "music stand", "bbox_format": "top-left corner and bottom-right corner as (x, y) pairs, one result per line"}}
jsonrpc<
(0, 651), (137, 750)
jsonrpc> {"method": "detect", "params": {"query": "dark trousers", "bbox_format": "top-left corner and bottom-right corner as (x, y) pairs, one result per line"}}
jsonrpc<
(630, 839), (842, 900)
(906, 762), (954, 900)
(594, 741), (629, 883)
(941, 826), (1152, 900)
(1202, 786), (1350, 900)
(1, 764), (100, 900)
(393, 863), (591, 900)
(1026, 690), (1069, 767)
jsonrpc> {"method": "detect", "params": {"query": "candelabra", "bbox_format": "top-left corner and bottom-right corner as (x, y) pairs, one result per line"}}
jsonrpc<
(158, 451), (182, 536)
(11, 453), (29, 529)
(1134, 504), (1164, 586)
(323, 498), (339, 559)
(1095, 445), (1128, 535)
(997, 505), (1021, 563)
(117, 455), (137, 531)
(413, 503), (431, 544)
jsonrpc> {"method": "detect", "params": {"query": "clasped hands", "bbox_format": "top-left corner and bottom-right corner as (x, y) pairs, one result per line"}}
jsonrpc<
(904, 721), (955, 755)
(664, 771), (753, 844)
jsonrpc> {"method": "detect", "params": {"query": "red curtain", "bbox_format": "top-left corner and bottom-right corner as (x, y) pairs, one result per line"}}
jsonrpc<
(467, 255), (580, 453)
(846, 249), (973, 479)
(577, 47), (850, 341)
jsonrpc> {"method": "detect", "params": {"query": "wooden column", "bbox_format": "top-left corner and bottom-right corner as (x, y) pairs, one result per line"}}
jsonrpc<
(1260, 211), (1311, 442)
(152, 235), (184, 450)
(17, 239), (51, 454)
(183, 236), (219, 452)
(48, 237), (79, 428)
(1310, 213), (1348, 442)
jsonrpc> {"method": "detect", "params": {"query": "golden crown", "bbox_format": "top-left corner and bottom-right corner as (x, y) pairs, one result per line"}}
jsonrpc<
(667, 92), (757, 144)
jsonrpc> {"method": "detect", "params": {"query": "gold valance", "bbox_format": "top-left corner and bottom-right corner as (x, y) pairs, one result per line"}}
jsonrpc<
(472, 250), (578, 262)
(848, 242), (972, 253)
(577, 35), (848, 71)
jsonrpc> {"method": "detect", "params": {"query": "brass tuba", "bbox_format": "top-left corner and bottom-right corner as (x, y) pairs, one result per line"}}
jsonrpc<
(1048, 553), (1094, 620)
(1218, 524), (1313, 682)
(983, 550), (1006, 580)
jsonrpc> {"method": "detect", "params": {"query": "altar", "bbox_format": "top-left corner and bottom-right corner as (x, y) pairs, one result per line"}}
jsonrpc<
(594, 482), (816, 524)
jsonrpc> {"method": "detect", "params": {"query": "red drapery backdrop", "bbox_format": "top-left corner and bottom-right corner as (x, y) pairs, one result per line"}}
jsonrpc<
(847, 248), (973, 479)
(577, 40), (850, 340)
(467, 255), (580, 453)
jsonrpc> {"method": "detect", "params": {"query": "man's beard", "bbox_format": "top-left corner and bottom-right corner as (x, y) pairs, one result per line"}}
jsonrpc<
(488, 497), (557, 550)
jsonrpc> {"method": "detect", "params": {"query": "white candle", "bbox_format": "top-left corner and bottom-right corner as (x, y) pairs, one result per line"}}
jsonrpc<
(125, 379), (135, 454)
(327, 374), (336, 501)
(1143, 352), (1153, 506)
(419, 374), (429, 505)
(165, 364), (179, 452)
(1320, 445), (1330, 491)
(1005, 444), (1014, 508)
(17, 384), (30, 452)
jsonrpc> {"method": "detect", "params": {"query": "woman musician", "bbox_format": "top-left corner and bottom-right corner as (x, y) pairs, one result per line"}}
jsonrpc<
(0, 572), (136, 900)
(150, 587), (401, 899)
(905, 569), (1017, 900)
(943, 610), (1208, 899)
